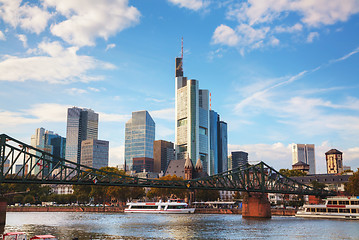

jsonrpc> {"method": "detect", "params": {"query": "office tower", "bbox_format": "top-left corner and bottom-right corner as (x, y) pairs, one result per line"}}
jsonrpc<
(66, 107), (98, 165)
(30, 128), (66, 175)
(218, 121), (228, 172)
(153, 140), (174, 173)
(125, 110), (155, 172)
(325, 149), (343, 174)
(132, 157), (154, 173)
(80, 139), (109, 169)
(231, 151), (248, 169)
(209, 110), (228, 175)
(175, 54), (210, 174)
(292, 144), (316, 174)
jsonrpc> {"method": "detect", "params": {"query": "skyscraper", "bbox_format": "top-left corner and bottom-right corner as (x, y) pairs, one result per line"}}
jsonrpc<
(80, 139), (109, 169)
(292, 144), (315, 174)
(65, 107), (98, 165)
(175, 55), (210, 173)
(209, 110), (228, 175)
(30, 128), (66, 175)
(153, 140), (174, 173)
(125, 110), (155, 172)
(231, 151), (248, 169)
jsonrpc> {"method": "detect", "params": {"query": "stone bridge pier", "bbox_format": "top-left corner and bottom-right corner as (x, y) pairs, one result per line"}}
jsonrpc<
(242, 192), (271, 218)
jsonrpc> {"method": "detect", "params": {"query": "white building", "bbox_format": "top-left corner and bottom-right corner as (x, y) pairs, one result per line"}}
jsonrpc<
(292, 144), (316, 174)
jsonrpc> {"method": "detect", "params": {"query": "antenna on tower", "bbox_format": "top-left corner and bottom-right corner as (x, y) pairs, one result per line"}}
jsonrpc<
(181, 37), (183, 59)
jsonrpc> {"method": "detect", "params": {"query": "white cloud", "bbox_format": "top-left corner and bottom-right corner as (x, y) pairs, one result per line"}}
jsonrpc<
(168, 0), (207, 11)
(0, 41), (115, 83)
(109, 145), (124, 166)
(156, 124), (175, 139)
(150, 108), (175, 121)
(99, 112), (130, 122)
(0, 0), (52, 34)
(307, 32), (319, 43)
(0, 31), (5, 40)
(212, 24), (239, 47)
(88, 87), (101, 92)
(65, 88), (87, 95)
(214, 0), (359, 51)
(105, 43), (116, 51)
(45, 0), (141, 47)
(16, 34), (27, 48)
(274, 23), (303, 33)
(0, 103), (69, 127)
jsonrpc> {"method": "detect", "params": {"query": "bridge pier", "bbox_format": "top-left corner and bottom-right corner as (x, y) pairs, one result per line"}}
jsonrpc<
(242, 192), (271, 218)
(0, 198), (6, 233)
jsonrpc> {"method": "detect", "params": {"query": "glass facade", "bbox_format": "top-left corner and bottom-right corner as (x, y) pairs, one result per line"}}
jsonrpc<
(209, 110), (219, 175)
(218, 121), (228, 172)
(65, 107), (98, 165)
(80, 139), (109, 169)
(125, 111), (155, 172)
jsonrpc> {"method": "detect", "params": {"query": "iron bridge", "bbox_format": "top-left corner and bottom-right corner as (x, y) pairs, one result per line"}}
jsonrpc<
(0, 134), (334, 196)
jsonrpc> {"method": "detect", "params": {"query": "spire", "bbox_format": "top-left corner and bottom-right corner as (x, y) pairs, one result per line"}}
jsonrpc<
(184, 153), (193, 169)
(195, 158), (203, 172)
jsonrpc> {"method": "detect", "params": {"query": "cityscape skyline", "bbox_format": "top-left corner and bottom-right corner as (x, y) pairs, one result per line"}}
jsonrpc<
(1, 1), (359, 173)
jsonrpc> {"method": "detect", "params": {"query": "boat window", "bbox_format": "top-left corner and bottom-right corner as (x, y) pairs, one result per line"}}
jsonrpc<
(167, 205), (185, 209)
(351, 209), (357, 213)
(339, 209), (350, 213)
(306, 208), (310, 212)
(317, 208), (326, 212)
(350, 201), (359, 205)
(310, 208), (315, 212)
(339, 201), (345, 205)
(131, 205), (158, 209)
(328, 208), (338, 213)
(332, 201), (338, 205)
(328, 201), (333, 204)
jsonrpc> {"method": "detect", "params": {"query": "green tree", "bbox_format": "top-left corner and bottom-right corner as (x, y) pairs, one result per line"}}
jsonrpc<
(311, 180), (326, 190)
(279, 169), (307, 177)
(345, 168), (359, 195)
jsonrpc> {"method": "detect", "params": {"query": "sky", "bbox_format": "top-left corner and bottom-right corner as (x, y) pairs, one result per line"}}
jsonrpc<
(0, 0), (359, 174)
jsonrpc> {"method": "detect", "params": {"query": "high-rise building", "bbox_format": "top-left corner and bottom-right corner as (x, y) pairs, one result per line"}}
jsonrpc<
(209, 110), (228, 175)
(292, 144), (315, 174)
(80, 139), (109, 169)
(175, 55), (210, 174)
(153, 140), (174, 173)
(125, 110), (155, 172)
(218, 121), (228, 173)
(231, 151), (248, 169)
(325, 149), (343, 174)
(30, 128), (66, 175)
(65, 107), (98, 166)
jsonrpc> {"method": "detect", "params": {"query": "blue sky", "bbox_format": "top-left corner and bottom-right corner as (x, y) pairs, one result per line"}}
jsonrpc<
(1, 0), (359, 173)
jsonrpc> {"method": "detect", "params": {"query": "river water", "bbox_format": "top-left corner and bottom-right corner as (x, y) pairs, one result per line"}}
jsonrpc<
(4, 212), (359, 239)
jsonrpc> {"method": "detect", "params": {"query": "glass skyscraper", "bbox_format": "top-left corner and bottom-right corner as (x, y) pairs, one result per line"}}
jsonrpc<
(65, 107), (98, 165)
(125, 110), (155, 172)
(81, 139), (109, 169)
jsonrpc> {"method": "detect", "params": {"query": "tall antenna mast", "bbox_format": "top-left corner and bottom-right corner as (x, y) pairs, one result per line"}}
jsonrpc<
(181, 37), (183, 59)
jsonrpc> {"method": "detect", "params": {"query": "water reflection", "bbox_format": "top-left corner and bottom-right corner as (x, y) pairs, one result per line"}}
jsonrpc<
(4, 212), (359, 240)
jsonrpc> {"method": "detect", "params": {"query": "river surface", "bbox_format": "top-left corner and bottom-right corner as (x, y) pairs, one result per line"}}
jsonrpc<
(4, 212), (359, 239)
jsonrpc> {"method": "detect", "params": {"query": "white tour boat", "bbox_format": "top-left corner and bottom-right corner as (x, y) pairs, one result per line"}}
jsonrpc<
(295, 196), (359, 220)
(124, 199), (195, 214)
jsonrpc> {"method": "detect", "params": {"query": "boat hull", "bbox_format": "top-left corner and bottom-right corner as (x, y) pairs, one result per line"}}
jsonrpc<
(295, 212), (359, 220)
(124, 208), (195, 214)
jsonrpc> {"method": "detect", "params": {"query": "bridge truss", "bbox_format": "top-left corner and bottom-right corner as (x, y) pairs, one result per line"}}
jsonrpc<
(0, 134), (333, 196)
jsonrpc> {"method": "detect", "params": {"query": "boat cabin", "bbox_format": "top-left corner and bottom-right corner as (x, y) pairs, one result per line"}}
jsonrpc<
(30, 236), (57, 240)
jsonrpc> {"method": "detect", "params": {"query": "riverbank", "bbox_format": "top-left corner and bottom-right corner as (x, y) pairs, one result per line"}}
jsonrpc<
(7, 206), (296, 215)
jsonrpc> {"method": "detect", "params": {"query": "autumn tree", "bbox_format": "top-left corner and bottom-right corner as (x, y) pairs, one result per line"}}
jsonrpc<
(146, 175), (188, 200)
(195, 189), (220, 201)
(345, 168), (359, 195)
(279, 169), (307, 177)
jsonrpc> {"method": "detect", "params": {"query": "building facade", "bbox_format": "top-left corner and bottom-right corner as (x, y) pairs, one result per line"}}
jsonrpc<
(65, 107), (98, 165)
(231, 151), (248, 169)
(325, 149), (343, 174)
(80, 139), (109, 169)
(292, 144), (315, 174)
(125, 110), (155, 172)
(209, 110), (228, 175)
(153, 140), (174, 173)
